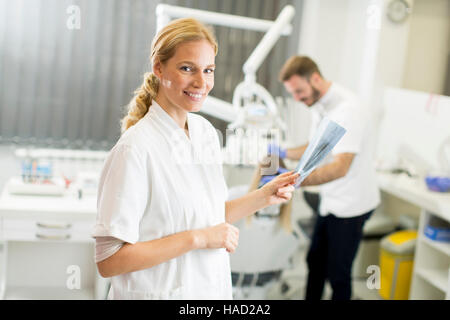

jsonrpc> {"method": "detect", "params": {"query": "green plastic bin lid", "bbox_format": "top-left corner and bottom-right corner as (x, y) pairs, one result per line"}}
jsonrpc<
(381, 230), (417, 255)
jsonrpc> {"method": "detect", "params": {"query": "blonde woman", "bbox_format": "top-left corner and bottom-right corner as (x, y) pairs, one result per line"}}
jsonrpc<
(92, 18), (298, 300)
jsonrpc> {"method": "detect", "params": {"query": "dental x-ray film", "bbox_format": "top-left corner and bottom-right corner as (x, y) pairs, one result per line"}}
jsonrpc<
(294, 117), (346, 188)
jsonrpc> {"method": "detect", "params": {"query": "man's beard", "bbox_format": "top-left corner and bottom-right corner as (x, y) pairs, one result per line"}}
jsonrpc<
(305, 84), (321, 106)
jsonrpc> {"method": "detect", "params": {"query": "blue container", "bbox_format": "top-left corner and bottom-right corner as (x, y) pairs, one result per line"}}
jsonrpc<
(425, 176), (450, 192)
(424, 225), (450, 242)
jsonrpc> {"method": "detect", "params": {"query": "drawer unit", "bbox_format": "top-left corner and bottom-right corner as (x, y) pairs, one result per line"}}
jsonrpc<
(1, 217), (94, 242)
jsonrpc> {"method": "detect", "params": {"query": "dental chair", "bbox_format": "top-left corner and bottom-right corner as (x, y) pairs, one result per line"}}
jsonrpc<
(227, 156), (301, 299)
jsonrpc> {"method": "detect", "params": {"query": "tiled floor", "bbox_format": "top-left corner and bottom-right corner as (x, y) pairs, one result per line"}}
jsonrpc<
(265, 246), (383, 300)
(353, 279), (383, 300)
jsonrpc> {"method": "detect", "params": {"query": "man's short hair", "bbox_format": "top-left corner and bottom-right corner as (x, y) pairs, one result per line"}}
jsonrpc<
(278, 56), (322, 82)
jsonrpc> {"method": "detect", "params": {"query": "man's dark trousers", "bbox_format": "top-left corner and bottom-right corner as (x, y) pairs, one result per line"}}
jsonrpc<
(305, 208), (374, 300)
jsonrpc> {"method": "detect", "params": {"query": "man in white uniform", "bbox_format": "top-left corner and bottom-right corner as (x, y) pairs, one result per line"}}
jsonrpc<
(269, 56), (380, 300)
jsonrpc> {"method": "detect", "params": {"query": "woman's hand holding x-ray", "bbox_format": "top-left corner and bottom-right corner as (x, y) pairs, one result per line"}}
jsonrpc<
(260, 171), (299, 206)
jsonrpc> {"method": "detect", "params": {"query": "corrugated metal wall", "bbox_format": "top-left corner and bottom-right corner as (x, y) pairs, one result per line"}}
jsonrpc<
(0, 0), (302, 150)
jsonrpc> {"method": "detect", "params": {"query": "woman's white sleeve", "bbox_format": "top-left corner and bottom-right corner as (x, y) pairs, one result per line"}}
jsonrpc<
(92, 143), (149, 244)
(95, 236), (125, 263)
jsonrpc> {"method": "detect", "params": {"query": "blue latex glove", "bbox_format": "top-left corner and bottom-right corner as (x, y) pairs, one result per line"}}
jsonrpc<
(267, 143), (287, 159)
(259, 167), (289, 186)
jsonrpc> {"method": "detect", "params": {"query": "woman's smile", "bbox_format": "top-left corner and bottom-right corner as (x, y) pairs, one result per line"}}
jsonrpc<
(183, 90), (205, 101)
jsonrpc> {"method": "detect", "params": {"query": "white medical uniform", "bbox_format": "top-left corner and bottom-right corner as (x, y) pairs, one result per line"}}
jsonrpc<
(92, 101), (232, 300)
(308, 83), (380, 218)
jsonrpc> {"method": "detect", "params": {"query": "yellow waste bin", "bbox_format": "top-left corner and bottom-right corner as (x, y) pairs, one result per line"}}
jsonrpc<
(379, 230), (417, 300)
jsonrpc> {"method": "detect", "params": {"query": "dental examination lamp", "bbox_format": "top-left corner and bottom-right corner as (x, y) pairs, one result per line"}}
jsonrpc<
(230, 5), (295, 132)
